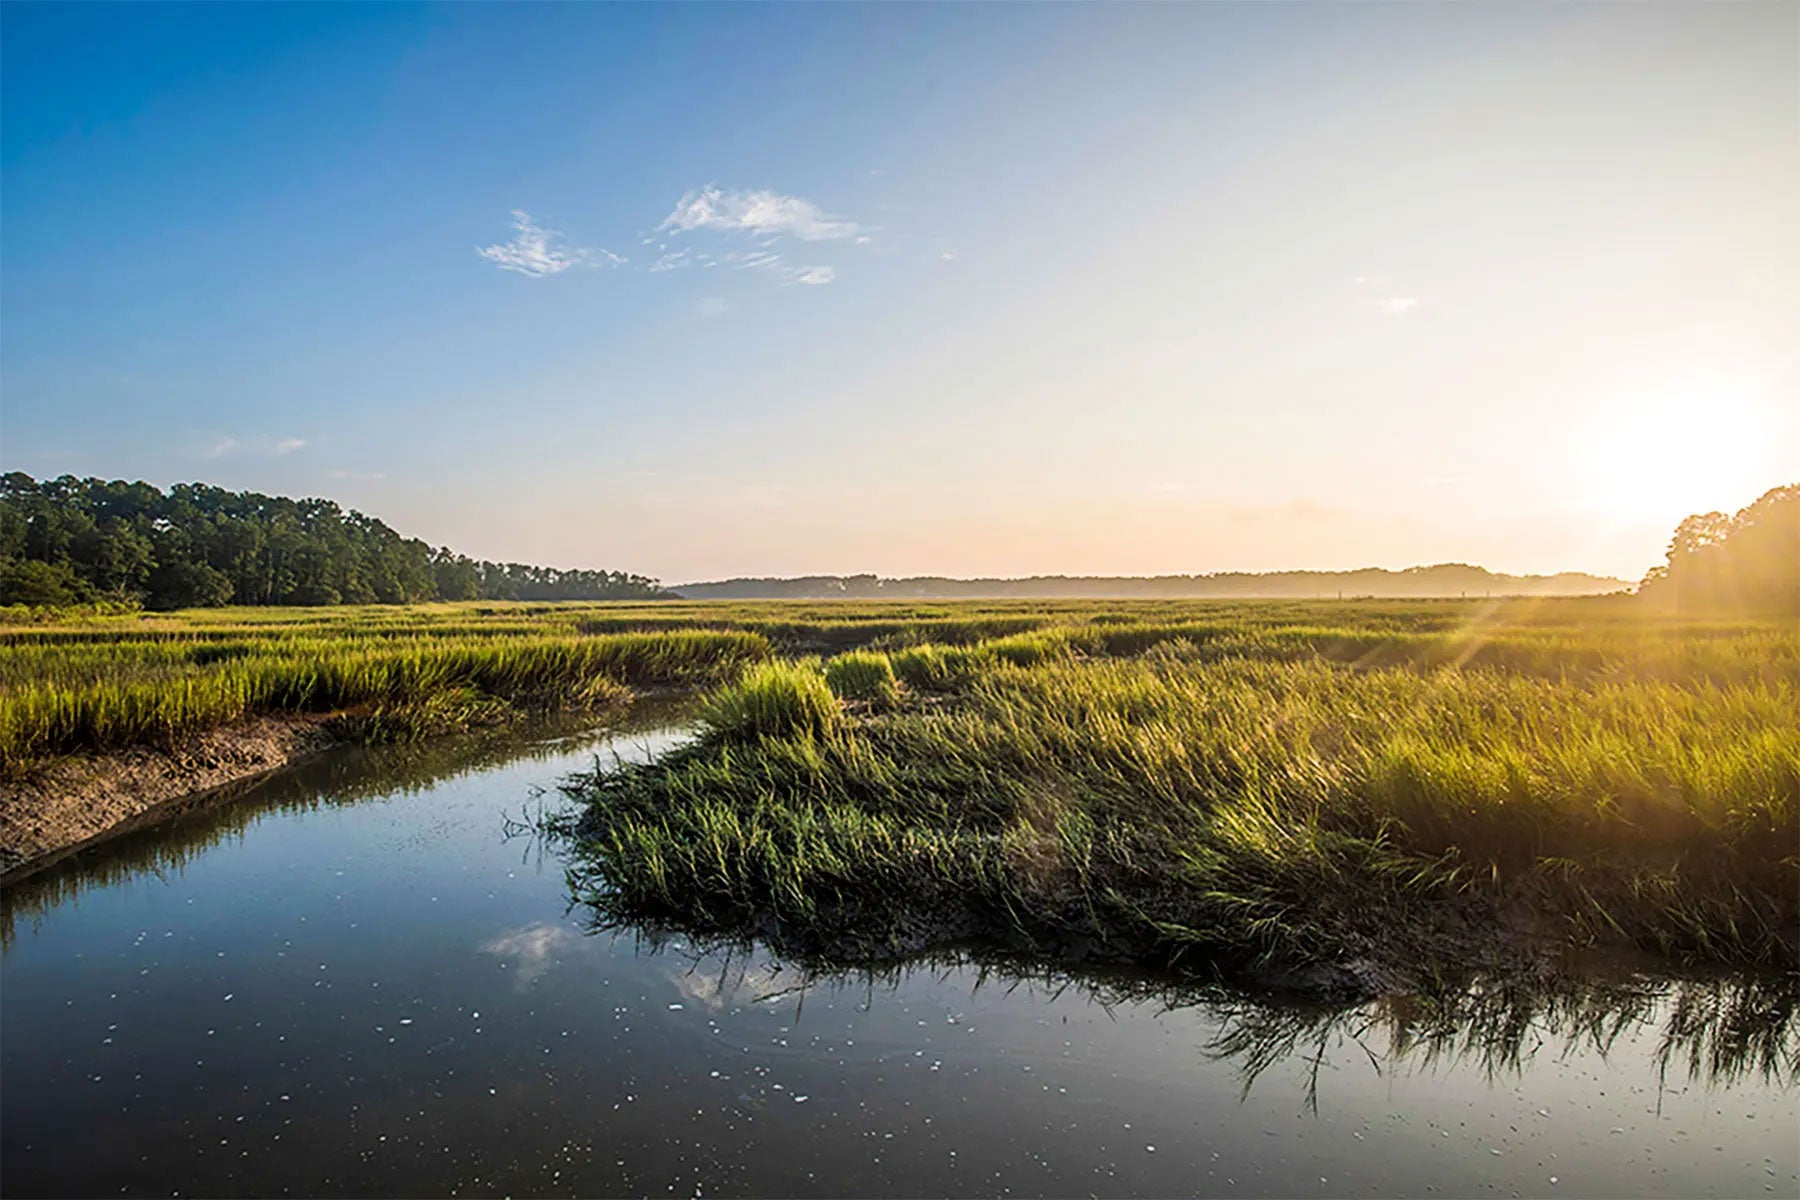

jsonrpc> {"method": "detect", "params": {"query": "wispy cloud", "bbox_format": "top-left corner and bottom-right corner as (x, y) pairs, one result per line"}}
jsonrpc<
(697, 296), (730, 317)
(731, 250), (782, 271)
(326, 468), (386, 482)
(659, 186), (863, 242)
(722, 249), (838, 287)
(1351, 275), (1422, 317)
(477, 210), (617, 277)
(201, 433), (313, 460)
(477, 190), (860, 289)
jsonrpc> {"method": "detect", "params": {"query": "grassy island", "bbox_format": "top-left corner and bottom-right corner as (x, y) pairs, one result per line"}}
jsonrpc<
(562, 599), (1799, 988)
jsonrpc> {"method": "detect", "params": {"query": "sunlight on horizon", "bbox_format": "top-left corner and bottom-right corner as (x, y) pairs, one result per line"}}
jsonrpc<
(1565, 373), (1781, 529)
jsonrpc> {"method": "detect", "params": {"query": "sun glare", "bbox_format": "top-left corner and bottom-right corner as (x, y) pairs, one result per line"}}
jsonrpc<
(1571, 382), (1768, 524)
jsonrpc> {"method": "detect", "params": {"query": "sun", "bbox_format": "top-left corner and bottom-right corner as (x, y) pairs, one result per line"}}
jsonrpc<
(1569, 382), (1770, 525)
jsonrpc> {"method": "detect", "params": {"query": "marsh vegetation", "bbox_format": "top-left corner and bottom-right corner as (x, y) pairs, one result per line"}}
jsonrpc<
(0, 607), (766, 771)
(4, 596), (1795, 989)
(559, 599), (1800, 987)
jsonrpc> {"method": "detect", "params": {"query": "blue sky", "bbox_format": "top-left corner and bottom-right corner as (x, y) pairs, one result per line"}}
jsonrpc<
(4, 3), (1796, 582)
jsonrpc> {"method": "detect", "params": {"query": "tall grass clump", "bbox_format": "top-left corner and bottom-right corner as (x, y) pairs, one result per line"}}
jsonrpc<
(823, 651), (900, 709)
(979, 630), (1072, 667)
(699, 660), (840, 743)
(889, 644), (985, 691)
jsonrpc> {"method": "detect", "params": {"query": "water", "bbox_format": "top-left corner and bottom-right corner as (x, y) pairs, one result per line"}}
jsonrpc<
(3, 707), (1795, 1199)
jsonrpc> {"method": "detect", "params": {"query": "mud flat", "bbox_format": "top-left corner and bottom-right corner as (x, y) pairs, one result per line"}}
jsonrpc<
(0, 713), (340, 882)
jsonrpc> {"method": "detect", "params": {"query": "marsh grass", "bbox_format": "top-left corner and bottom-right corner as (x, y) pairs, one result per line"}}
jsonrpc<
(823, 651), (900, 709)
(699, 660), (840, 742)
(565, 601), (1800, 980)
(0, 621), (768, 770)
(8, 596), (1798, 982)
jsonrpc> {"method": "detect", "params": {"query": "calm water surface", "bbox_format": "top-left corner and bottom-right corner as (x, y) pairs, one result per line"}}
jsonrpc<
(3, 707), (1795, 1199)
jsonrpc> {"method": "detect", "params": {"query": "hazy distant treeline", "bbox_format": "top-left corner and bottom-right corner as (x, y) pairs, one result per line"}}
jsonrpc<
(676, 564), (1628, 601)
(6, 470), (1789, 613)
(1638, 484), (1798, 616)
(0, 473), (671, 609)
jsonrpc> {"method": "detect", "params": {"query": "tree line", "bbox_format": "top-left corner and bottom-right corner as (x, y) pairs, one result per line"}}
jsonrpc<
(0, 473), (672, 609)
(5, 471), (1791, 613)
(677, 565), (1627, 600)
(1638, 483), (1798, 615)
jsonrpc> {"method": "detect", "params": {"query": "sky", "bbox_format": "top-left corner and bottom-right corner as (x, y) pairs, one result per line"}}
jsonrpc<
(3, 3), (1796, 584)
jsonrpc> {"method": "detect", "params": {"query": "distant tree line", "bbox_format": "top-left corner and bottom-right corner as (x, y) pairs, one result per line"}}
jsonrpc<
(1638, 484), (1798, 615)
(0, 473), (672, 609)
(676, 564), (1628, 601)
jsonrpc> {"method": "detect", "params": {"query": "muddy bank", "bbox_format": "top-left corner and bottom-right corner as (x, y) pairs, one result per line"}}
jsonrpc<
(0, 714), (343, 883)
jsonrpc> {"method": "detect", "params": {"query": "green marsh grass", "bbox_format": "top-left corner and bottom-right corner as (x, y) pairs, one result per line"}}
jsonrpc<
(565, 600), (1800, 979)
(823, 651), (900, 709)
(8, 596), (1798, 982)
(0, 616), (769, 770)
(699, 660), (841, 742)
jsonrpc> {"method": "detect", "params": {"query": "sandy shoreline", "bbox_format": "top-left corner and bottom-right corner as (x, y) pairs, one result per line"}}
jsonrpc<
(0, 714), (344, 885)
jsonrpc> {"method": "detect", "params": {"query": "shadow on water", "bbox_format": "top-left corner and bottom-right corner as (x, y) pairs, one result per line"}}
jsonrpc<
(572, 914), (1800, 1103)
(0, 696), (696, 948)
(1200, 970), (1800, 1105)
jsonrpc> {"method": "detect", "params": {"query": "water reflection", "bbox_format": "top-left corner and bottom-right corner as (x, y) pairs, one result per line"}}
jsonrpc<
(0, 697), (694, 947)
(3, 710), (1794, 1199)
(12, 699), (1792, 1103)
(1204, 971), (1800, 1103)
(585, 921), (1800, 1103)
(480, 921), (583, 988)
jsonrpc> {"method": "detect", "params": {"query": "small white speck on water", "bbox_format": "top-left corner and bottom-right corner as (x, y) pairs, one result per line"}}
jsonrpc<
(669, 1004), (684, 1011)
